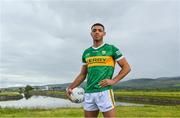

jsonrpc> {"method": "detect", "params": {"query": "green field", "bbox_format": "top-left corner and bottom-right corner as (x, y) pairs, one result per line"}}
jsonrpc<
(0, 105), (180, 117)
(113, 91), (180, 105)
(0, 92), (23, 101)
(0, 92), (21, 96)
(114, 91), (180, 100)
(114, 91), (180, 98)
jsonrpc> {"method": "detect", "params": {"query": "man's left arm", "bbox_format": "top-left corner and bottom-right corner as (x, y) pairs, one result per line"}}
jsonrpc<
(99, 57), (131, 87)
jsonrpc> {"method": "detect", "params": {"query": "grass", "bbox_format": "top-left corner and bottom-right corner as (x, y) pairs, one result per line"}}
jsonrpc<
(0, 92), (23, 101)
(0, 105), (180, 117)
(114, 91), (180, 100)
(174, 84), (180, 87)
(0, 92), (21, 97)
(113, 91), (180, 105)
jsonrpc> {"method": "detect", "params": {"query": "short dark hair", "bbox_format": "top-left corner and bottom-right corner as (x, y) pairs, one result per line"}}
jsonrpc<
(91, 23), (105, 31)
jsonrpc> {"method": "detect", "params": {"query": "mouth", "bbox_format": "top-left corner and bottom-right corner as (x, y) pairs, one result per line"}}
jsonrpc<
(95, 35), (100, 38)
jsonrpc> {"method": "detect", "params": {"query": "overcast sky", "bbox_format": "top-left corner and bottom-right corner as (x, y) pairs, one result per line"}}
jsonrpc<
(0, 0), (180, 88)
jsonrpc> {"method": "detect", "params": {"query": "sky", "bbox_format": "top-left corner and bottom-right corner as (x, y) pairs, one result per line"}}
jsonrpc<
(0, 0), (180, 88)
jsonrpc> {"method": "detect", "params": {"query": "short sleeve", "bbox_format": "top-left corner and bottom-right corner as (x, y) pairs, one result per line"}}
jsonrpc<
(82, 51), (86, 65)
(112, 45), (124, 61)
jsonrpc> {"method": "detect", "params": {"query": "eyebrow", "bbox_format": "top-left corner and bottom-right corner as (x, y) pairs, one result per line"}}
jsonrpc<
(92, 28), (103, 31)
(92, 29), (103, 32)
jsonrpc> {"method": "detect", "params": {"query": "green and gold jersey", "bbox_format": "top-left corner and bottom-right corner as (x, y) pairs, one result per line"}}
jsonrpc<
(82, 43), (124, 93)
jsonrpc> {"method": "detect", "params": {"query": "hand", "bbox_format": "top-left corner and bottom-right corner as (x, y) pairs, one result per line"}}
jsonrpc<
(99, 79), (116, 88)
(66, 88), (73, 101)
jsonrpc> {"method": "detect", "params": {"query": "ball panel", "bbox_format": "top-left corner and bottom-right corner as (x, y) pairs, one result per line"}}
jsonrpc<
(70, 87), (84, 103)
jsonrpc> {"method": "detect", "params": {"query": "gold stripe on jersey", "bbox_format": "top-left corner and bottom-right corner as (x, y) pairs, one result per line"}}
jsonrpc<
(86, 56), (115, 68)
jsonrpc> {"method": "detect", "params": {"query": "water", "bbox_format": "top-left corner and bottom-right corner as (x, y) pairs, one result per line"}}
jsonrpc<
(0, 95), (143, 109)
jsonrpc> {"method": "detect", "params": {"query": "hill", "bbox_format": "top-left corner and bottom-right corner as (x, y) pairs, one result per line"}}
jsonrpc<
(45, 76), (180, 91)
(113, 76), (180, 90)
(1, 76), (180, 91)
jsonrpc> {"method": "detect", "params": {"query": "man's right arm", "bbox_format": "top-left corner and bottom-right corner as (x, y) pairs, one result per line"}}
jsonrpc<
(66, 65), (87, 99)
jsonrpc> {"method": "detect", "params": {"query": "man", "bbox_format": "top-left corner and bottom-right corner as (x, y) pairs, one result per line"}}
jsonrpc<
(66, 23), (131, 117)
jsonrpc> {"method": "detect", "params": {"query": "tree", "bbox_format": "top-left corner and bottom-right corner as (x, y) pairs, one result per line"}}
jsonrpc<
(18, 87), (24, 93)
(24, 85), (34, 93)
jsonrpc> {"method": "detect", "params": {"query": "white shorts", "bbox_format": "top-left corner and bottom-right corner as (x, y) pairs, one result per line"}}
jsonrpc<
(83, 89), (115, 112)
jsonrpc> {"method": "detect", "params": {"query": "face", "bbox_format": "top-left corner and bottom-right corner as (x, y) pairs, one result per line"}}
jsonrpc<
(91, 25), (106, 41)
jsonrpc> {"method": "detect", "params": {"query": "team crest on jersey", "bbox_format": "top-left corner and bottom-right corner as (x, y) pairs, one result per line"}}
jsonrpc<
(102, 51), (106, 55)
(86, 53), (90, 57)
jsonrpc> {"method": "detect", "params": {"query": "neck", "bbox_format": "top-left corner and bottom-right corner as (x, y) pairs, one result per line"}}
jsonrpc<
(93, 40), (104, 48)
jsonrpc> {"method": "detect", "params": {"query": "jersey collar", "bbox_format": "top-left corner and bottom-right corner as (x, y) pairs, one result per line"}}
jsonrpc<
(92, 42), (105, 50)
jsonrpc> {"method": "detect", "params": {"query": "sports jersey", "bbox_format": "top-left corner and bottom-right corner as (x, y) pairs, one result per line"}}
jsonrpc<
(82, 43), (124, 93)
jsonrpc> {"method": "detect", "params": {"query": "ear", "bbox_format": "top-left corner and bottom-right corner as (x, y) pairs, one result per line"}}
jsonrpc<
(90, 32), (93, 36)
(103, 32), (106, 36)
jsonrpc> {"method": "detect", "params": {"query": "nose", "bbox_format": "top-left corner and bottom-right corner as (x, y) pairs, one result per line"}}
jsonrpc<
(95, 30), (100, 34)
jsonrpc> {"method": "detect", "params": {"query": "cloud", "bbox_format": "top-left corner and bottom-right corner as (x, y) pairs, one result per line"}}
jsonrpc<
(0, 0), (179, 88)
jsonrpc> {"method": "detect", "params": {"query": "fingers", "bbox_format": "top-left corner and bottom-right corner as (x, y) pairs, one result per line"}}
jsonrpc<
(66, 88), (73, 101)
(67, 88), (73, 94)
(99, 79), (109, 87)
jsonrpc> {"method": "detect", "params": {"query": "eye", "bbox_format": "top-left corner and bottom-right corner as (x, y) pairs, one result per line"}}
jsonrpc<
(98, 29), (103, 32)
(92, 29), (96, 32)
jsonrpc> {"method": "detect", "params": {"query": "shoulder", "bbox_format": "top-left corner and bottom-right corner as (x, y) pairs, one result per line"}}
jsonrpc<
(104, 43), (119, 49)
(82, 46), (92, 55)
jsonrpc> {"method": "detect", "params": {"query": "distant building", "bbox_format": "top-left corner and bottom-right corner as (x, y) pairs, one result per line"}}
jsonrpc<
(50, 87), (62, 90)
(41, 86), (49, 90)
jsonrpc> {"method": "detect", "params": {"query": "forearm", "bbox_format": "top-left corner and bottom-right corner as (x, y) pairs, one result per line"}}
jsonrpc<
(68, 74), (86, 89)
(112, 65), (131, 84)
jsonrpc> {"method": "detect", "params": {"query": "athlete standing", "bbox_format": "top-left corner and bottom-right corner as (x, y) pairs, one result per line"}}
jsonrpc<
(66, 23), (131, 117)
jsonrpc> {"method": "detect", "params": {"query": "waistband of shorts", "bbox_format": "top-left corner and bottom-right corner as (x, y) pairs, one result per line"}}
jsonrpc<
(85, 86), (112, 93)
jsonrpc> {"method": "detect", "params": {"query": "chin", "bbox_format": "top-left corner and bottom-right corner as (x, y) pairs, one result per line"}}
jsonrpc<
(94, 38), (102, 41)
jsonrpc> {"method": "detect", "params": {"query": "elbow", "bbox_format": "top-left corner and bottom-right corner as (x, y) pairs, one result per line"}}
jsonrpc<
(127, 64), (131, 73)
(80, 73), (87, 79)
(121, 64), (131, 74)
(82, 74), (87, 79)
(128, 67), (131, 73)
(129, 64), (131, 72)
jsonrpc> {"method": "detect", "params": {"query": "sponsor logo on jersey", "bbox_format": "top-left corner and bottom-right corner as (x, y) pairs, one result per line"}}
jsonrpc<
(87, 57), (107, 63)
(86, 56), (115, 67)
(115, 50), (121, 56)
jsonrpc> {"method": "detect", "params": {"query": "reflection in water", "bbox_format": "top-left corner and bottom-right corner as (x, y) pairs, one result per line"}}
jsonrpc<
(24, 93), (32, 100)
(0, 96), (82, 109)
(0, 95), (143, 109)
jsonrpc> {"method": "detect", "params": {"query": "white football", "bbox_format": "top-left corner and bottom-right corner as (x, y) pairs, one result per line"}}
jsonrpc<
(70, 87), (84, 103)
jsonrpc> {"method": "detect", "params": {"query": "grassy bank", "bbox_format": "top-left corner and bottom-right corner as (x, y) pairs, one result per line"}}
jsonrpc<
(114, 91), (180, 100)
(114, 91), (180, 105)
(0, 92), (23, 101)
(0, 92), (21, 96)
(0, 105), (180, 117)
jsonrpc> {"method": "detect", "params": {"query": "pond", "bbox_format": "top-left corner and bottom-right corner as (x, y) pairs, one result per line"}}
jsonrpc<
(0, 95), (143, 109)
